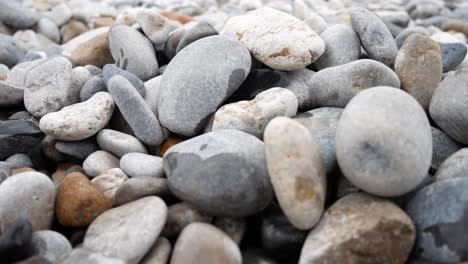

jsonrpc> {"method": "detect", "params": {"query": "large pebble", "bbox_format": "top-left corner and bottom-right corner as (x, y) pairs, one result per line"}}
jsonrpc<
(351, 8), (398, 66)
(83, 150), (120, 177)
(83, 197), (167, 264)
(0, 1), (38, 29)
(336, 87), (432, 197)
(113, 176), (169, 206)
(108, 25), (158, 81)
(24, 57), (72, 117)
(120, 153), (164, 178)
(0, 172), (55, 231)
(171, 223), (241, 264)
(435, 148), (468, 181)
(162, 202), (212, 239)
(39, 92), (114, 141)
(70, 33), (113, 68)
(299, 193), (415, 264)
(91, 168), (129, 199)
(97, 129), (147, 158)
(221, 7), (324, 71)
(27, 230), (72, 264)
(164, 129), (272, 217)
(395, 34), (442, 110)
(308, 59), (400, 108)
(429, 69), (468, 144)
(264, 117), (325, 230)
(0, 34), (24, 68)
(212, 88), (298, 138)
(158, 35), (251, 136)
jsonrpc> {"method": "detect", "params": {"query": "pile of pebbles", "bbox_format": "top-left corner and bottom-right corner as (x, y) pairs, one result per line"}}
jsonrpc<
(1, 0), (468, 263)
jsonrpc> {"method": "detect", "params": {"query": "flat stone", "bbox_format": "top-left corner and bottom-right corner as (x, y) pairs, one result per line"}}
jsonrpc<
(36, 18), (60, 43)
(176, 21), (218, 53)
(395, 34), (442, 110)
(431, 126), (462, 172)
(0, 1), (38, 29)
(113, 176), (169, 206)
(439, 41), (467, 72)
(108, 25), (158, 81)
(0, 172), (55, 231)
(70, 33), (113, 68)
(24, 57), (72, 117)
(62, 248), (125, 264)
(308, 59), (400, 108)
(5, 153), (33, 169)
(55, 138), (100, 160)
(140, 237), (171, 264)
(171, 223), (241, 264)
(83, 196), (167, 264)
(27, 230), (72, 263)
(158, 35), (251, 136)
(351, 8), (398, 66)
(91, 168), (129, 200)
(162, 202), (212, 239)
(108, 75), (165, 145)
(164, 129), (272, 217)
(97, 129), (147, 158)
(0, 219), (33, 262)
(120, 153), (164, 178)
(80, 75), (106, 102)
(0, 120), (44, 160)
(264, 117), (325, 230)
(435, 148), (468, 181)
(83, 150), (120, 177)
(429, 69), (468, 144)
(336, 87), (432, 197)
(39, 92), (114, 141)
(0, 34), (24, 68)
(103, 64), (145, 97)
(222, 7), (324, 71)
(213, 88), (298, 138)
(299, 193), (415, 264)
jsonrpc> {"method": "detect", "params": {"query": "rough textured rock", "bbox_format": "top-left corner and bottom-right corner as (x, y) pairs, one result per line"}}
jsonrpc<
(97, 129), (147, 158)
(120, 153), (164, 178)
(435, 148), (468, 181)
(82, 150), (120, 177)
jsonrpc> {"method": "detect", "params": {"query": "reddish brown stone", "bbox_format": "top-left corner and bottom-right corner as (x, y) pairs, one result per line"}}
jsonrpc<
(159, 137), (183, 157)
(70, 33), (114, 68)
(161, 11), (192, 24)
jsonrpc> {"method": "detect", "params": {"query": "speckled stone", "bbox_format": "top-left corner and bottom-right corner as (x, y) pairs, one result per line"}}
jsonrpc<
(435, 148), (468, 181)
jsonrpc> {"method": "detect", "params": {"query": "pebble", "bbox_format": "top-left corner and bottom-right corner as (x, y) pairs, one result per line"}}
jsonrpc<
(120, 153), (164, 178)
(113, 176), (169, 206)
(336, 87), (432, 197)
(91, 168), (129, 199)
(83, 150), (120, 177)
(84, 65), (103, 76)
(24, 57), (72, 117)
(5, 153), (34, 169)
(161, 11), (192, 24)
(0, 119), (44, 160)
(162, 202), (212, 239)
(108, 25), (158, 81)
(164, 26), (186, 59)
(308, 59), (400, 108)
(212, 88), (298, 138)
(0, 81), (24, 108)
(83, 196), (167, 264)
(102, 64), (146, 97)
(435, 148), (468, 181)
(0, 219), (33, 262)
(351, 8), (398, 66)
(406, 177), (468, 263)
(439, 41), (467, 72)
(27, 230), (72, 264)
(39, 92), (114, 141)
(158, 35), (251, 136)
(164, 129), (272, 217)
(264, 117), (325, 230)
(171, 223), (242, 264)
(70, 33), (114, 68)
(62, 27), (108, 56)
(66, 66), (92, 106)
(140, 237), (172, 264)
(80, 75), (106, 102)
(97, 129), (147, 157)
(6, 59), (43, 87)
(314, 24), (361, 70)
(108, 75), (165, 145)
(395, 26), (430, 48)
(429, 69), (468, 144)
(0, 162), (11, 183)
(159, 137), (183, 156)
(213, 217), (246, 245)
(395, 33), (443, 110)
(299, 193), (415, 264)
(61, 20), (88, 44)
(431, 126), (462, 172)
(55, 138), (100, 161)
(36, 18), (60, 43)
(93, 17), (114, 28)
(0, 34), (24, 68)
(46, 3), (72, 27)
(62, 248), (125, 264)
(222, 7), (325, 71)
(144, 75), (162, 115)
(0, 1), (38, 29)
(137, 9), (176, 51)
(176, 22), (218, 53)
(0, 172), (55, 231)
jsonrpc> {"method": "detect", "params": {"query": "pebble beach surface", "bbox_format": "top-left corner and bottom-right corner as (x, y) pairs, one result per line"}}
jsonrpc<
(1, 0), (468, 263)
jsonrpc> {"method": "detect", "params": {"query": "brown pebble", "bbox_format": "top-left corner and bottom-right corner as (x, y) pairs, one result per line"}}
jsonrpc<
(442, 21), (468, 37)
(161, 11), (192, 24)
(12, 168), (35, 175)
(61, 20), (88, 43)
(93, 16), (115, 28)
(159, 137), (183, 156)
(71, 33), (114, 68)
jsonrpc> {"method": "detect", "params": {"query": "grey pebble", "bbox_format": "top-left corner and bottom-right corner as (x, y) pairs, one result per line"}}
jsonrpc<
(140, 237), (172, 264)
(213, 217), (246, 245)
(9, 111), (32, 120)
(435, 148), (468, 181)
(439, 41), (467, 72)
(36, 18), (60, 43)
(144, 75), (162, 116)
(97, 129), (147, 158)
(0, 81), (24, 109)
(82, 150), (120, 177)
(0, 34), (24, 68)
(0, 1), (38, 29)
(103, 64), (145, 98)
(84, 65), (102, 76)
(80, 75), (106, 102)
(175, 22), (218, 53)
(120, 153), (164, 178)
(5, 153), (33, 169)
(395, 26), (430, 48)
(431, 126), (462, 172)
(113, 176), (169, 206)
(27, 230), (72, 264)
(161, 202), (212, 239)
(46, 3), (72, 27)
(66, 66), (92, 106)
(55, 138), (100, 160)
(137, 9), (176, 51)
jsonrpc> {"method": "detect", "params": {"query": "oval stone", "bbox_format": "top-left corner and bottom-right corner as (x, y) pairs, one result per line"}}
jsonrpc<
(97, 129), (147, 158)
(435, 148), (468, 181)
(120, 153), (164, 178)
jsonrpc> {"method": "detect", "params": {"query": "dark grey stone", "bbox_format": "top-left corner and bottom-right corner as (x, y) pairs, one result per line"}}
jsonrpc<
(0, 218), (33, 263)
(0, 120), (44, 160)
(5, 153), (33, 169)
(431, 126), (462, 172)
(395, 26), (430, 48)
(0, 81), (24, 109)
(103, 64), (145, 98)
(439, 42), (467, 72)
(55, 138), (100, 160)
(80, 75), (106, 102)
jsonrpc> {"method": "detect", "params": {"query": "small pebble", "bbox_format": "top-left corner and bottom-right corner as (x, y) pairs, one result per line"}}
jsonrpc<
(120, 153), (164, 178)
(83, 150), (120, 177)
(5, 153), (33, 169)
(97, 129), (147, 157)
(113, 176), (169, 206)
(91, 168), (129, 199)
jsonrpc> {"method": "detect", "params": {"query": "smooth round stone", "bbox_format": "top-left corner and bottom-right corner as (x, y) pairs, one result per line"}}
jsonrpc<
(113, 176), (169, 206)
(24, 57), (72, 117)
(108, 75), (165, 145)
(91, 168), (129, 199)
(221, 7), (324, 71)
(0, 172), (55, 231)
(102, 64), (145, 98)
(144, 75), (162, 116)
(27, 231), (72, 263)
(84, 65), (102, 76)
(0, 34), (24, 68)
(83, 150), (120, 177)
(336, 87), (432, 197)
(431, 126), (462, 172)
(61, 20), (88, 44)
(212, 88), (298, 138)
(0, 1), (38, 29)
(62, 248), (125, 264)
(308, 59), (400, 108)
(0, 81), (24, 108)
(70, 33), (113, 68)
(351, 8), (398, 66)
(66, 66), (92, 107)
(406, 177), (468, 263)
(0, 119), (44, 160)
(56, 172), (112, 227)
(108, 25), (158, 81)
(162, 202), (212, 239)
(176, 21), (218, 53)
(158, 35), (251, 136)
(0, 219), (33, 262)
(97, 129), (147, 158)
(36, 18), (60, 43)
(395, 26), (430, 48)
(120, 153), (164, 178)
(46, 3), (72, 27)
(80, 76), (106, 102)
(299, 193), (415, 264)
(264, 117), (325, 230)
(395, 34), (442, 110)
(435, 148), (468, 181)
(171, 223), (241, 264)
(55, 139), (100, 160)
(140, 237), (171, 264)
(164, 26), (186, 59)
(314, 24), (360, 70)
(83, 196), (167, 264)
(164, 129), (272, 217)
(5, 153), (33, 169)
(429, 69), (468, 144)
(137, 9), (175, 51)
(439, 41), (467, 72)
(39, 92), (114, 141)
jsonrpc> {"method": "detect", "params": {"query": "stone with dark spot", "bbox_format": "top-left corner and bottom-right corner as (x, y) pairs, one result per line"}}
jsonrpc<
(163, 129), (272, 217)
(103, 64), (145, 98)
(175, 22), (218, 53)
(336, 87), (432, 197)
(406, 177), (468, 263)
(158, 35), (251, 136)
